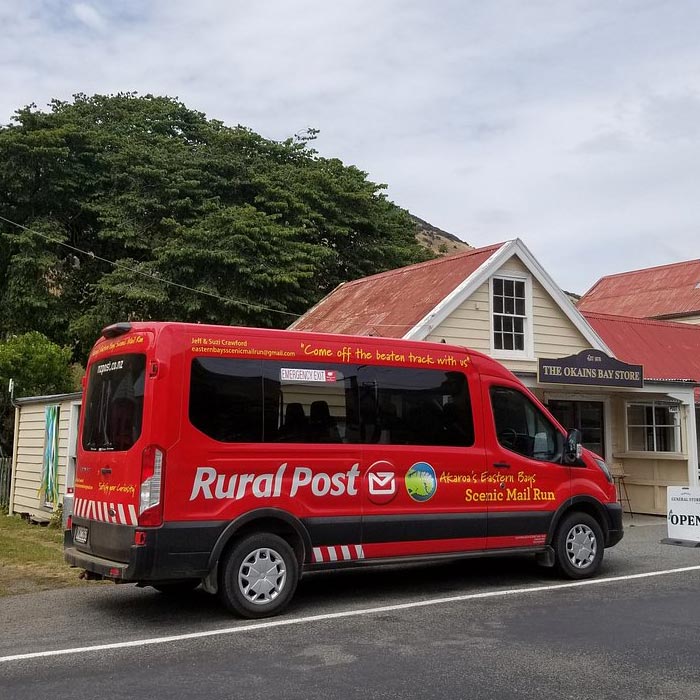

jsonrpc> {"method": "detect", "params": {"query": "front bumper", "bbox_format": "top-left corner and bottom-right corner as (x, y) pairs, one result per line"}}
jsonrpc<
(604, 502), (624, 547)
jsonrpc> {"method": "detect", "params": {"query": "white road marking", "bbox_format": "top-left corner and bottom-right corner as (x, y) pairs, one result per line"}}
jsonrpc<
(2, 565), (699, 663)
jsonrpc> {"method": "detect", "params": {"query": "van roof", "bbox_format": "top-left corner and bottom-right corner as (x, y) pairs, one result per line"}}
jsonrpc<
(97, 321), (516, 382)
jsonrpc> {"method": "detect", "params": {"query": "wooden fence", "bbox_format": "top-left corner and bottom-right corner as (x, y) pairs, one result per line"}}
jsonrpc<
(0, 457), (11, 511)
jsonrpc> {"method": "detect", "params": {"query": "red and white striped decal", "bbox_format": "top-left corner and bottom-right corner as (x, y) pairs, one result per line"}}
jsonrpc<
(311, 544), (364, 563)
(73, 498), (138, 526)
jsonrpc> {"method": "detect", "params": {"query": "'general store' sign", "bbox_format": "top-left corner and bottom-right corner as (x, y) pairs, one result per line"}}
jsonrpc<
(538, 350), (643, 388)
(666, 487), (700, 543)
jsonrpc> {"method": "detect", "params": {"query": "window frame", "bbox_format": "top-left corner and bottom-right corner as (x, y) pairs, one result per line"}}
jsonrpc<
(489, 272), (534, 361)
(625, 400), (682, 454)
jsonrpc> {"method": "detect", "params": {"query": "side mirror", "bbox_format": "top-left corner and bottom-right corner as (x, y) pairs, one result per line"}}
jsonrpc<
(564, 428), (582, 464)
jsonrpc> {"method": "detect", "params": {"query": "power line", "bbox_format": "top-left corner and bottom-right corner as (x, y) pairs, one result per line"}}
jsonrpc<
(0, 213), (301, 319)
(0, 212), (432, 332)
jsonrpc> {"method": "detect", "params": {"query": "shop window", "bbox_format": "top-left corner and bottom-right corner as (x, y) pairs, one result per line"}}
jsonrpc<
(626, 402), (681, 453)
(548, 400), (605, 457)
(491, 275), (531, 357)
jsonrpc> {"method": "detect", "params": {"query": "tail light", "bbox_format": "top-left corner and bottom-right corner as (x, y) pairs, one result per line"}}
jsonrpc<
(139, 445), (165, 526)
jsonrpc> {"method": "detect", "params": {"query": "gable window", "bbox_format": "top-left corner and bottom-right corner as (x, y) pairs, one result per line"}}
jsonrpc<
(626, 402), (681, 453)
(490, 274), (532, 357)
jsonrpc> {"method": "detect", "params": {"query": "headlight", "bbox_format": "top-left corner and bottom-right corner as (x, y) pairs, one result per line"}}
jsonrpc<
(594, 457), (613, 484)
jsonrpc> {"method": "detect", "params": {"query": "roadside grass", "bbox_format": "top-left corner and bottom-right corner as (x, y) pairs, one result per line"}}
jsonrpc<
(0, 514), (84, 597)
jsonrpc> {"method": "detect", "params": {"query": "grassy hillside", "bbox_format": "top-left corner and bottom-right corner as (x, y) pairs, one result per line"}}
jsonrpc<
(412, 215), (472, 255)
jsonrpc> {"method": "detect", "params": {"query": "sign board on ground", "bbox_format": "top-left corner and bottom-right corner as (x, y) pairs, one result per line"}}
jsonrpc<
(666, 486), (700, 543)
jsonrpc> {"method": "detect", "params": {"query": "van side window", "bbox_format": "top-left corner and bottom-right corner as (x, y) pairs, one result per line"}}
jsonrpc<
(359, 367), (474, 447)
(189, 359), (358, 444)
(190, 358), (265, 442)
(263, 363), (359, 443)
(188, 358), (473, 447)
(490, 386), (560, 462)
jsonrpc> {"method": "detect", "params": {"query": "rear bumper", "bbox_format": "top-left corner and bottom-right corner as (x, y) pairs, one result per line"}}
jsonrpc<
(65, 545), (146, 580)
(64, 519), (225, 583)
(604, 502), (624, 547)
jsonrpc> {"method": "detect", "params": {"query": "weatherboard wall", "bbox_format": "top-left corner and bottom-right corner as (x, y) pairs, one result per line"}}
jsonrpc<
(608, 396), (695, 515)
(425, 255), (590, 374)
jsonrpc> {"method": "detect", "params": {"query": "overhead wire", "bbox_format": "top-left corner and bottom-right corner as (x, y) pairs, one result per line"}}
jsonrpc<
(0, 212), (430, 331)
(0, 213), (301, 319)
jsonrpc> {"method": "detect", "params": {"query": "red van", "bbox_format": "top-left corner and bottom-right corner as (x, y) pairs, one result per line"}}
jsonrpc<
(65, 322), (623, 618)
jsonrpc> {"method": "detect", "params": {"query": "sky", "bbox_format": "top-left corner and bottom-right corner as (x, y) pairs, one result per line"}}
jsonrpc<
(1, 0), (699, 294)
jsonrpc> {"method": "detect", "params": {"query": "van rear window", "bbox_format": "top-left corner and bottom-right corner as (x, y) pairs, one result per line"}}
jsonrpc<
(188, 358), (474, 446)
(82, 354), (146, 451)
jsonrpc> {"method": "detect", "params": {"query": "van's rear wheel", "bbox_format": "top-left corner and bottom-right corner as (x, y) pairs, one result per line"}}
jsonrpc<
(554, 512), (604, 579)
(218, 533), (298, 618)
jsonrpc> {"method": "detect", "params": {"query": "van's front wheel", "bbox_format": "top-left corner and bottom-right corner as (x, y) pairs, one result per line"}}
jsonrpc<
(554, 512), (604, 579)
(218, 533), (299, 618)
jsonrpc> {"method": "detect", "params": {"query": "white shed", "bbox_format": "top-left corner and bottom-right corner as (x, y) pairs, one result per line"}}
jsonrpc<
(9, 392), (81, 522)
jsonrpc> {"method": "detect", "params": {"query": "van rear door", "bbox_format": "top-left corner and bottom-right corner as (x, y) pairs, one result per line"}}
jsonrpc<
(72, 351), (148, 560)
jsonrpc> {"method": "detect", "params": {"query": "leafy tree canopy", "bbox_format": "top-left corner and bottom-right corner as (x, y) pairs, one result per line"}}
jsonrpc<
(0, 332), (76, 455)
(0, 93), (429, 359)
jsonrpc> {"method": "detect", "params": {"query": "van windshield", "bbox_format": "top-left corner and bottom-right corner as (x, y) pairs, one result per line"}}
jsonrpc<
(82, 353), (146, 451)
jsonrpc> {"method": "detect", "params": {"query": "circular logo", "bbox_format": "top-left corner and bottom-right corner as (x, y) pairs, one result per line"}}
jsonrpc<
(405, 462), (437, 502)
(366, 460), (398, 505)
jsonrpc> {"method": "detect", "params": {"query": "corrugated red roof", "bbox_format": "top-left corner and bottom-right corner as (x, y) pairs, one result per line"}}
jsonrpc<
(290, 243), (505, 337)
(583, 312), (700, 382)
(579, 259), (700, 319)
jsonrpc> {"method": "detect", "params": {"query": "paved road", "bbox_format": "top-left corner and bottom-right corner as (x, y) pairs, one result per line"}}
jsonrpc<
(1, 518), (699, 699)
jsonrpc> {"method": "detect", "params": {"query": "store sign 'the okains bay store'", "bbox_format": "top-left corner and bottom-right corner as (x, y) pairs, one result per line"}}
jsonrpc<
(538, 350), (643, 388)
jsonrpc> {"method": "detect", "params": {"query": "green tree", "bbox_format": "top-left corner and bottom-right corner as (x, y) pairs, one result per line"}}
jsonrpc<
(0, 94), (429, 358)
(0, 332), (76, 455)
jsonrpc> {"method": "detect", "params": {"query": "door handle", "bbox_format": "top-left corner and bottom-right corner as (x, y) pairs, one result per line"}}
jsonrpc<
(100, 467), (112, 475)
(493, 462), (511, 469)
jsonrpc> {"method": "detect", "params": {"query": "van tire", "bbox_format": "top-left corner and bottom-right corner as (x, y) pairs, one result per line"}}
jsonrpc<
(553, 512), (604, 579)
(218, 533), (298, 618)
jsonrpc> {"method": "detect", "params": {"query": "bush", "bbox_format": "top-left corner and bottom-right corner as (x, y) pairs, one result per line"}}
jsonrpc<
(48, 503), (63, 530)
(0, 332), (77, 455)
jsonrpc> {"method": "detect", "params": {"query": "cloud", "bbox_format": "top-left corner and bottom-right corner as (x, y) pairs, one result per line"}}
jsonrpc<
(71, 3), (106, 31)
(644, 93), (700, 142)
(0, 0), (699, 292)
